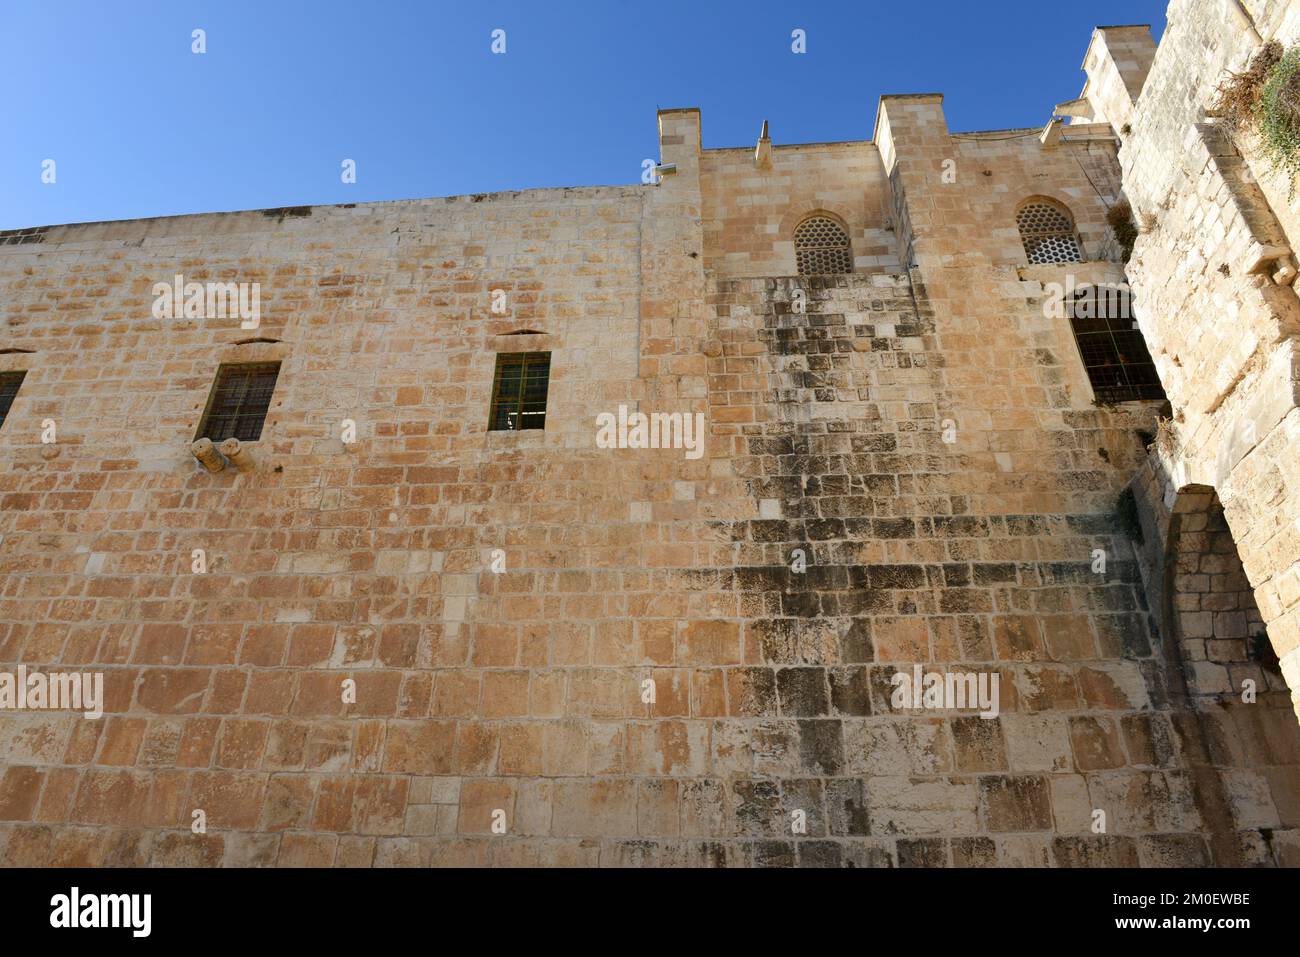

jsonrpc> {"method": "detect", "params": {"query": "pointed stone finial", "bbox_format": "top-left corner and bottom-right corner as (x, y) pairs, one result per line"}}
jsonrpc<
(755, 119), (772, 169)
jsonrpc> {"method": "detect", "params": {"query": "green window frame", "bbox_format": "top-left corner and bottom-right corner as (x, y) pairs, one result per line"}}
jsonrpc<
(195, 362), (281, 442)
(488, 352), (550, 431)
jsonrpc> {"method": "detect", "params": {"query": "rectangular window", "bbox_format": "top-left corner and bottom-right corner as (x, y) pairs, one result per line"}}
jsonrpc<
(0, 371), (26, 429)
(1070, 312), (1166, 404)
(488, 352), (550, 431)
(195, 362), (280, 442)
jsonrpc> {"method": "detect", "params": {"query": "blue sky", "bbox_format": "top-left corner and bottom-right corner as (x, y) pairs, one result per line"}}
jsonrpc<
(1, 0), (1168, 230)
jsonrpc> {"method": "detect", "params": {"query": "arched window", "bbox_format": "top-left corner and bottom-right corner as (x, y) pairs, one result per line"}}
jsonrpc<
(794, 215), (853, 275)
(1016, 200), (1083, 264)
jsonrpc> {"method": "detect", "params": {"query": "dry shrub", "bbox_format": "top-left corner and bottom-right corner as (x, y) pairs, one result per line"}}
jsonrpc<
(1212, 41), (1283, 135)
(1106, 199), (1137, 262)
(1212, 41), (1300, 195)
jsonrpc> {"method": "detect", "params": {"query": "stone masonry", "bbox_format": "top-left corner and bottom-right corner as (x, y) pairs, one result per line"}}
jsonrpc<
(1, 0), (1299, 867)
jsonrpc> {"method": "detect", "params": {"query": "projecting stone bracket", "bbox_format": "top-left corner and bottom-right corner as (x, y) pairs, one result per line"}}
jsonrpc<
(190, 437), (257, 474)
(191, 438), (225, 473)
(1244, 241), (1297, 285)
(220, 438), (256, 473)
(1052, 98), (1091, 120)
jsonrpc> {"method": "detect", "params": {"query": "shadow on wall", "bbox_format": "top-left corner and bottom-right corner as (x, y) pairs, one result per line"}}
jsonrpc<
(1127, 452), (1300, 866)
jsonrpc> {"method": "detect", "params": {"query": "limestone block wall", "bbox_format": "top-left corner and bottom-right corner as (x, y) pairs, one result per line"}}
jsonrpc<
(699, 269), (1225, 866)
(1128, 456), (1300, 864)
(2, 12), (1300, 866)
(0, 189), (733, 866)
(871, 95), (1148, 504)
(700, 141), (899, 279)
(684, 84), (1298, 863)
(1093, 3), (1300, 716)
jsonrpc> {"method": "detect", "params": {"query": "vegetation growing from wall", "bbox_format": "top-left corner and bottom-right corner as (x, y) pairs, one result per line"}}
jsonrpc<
(1215, 42), (1281, 134)
(1259, 46), (1300, 190)
(1106, 199), (1138, 263)
(1214, 42), (1300, 195)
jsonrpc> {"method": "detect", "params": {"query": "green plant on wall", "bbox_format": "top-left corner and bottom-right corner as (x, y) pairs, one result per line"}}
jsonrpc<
(1258, 45), (1300, 191)
(1214, 42), (1300, 196)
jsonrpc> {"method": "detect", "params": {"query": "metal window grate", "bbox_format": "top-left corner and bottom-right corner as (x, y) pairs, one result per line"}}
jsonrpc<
(195, 362), (280, 442)
(0, 371), (27, 429)
(1068, 300), (1166, 403)
(794, 216), (854, 275)
(1017, 201), (1084, 264)
(489, 352), (550, 431)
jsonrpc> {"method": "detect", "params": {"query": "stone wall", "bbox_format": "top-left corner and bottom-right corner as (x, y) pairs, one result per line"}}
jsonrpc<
(700, 141), (899, 279)
(1080, 6), (1300, 720)
(1128, 458), (1300, 864)
(1, 3), (1299, 867)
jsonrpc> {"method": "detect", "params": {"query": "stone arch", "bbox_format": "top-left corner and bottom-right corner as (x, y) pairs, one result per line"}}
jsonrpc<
(1166, 485), (1271, 698)
(777, 206), (854, 241)
(1131, 465), (1300, 865)
(790, 210), (855, 275)
(1016, 196), (1084, 264)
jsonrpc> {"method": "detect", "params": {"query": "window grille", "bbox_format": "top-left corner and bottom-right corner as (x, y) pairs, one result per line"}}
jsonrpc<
(1017, 201), (1084, 264)
(794, 216), (854, 275)
(1068, 291), (1165, 403)
(195, 362), (281, 442)
(488, 352), (550, 431)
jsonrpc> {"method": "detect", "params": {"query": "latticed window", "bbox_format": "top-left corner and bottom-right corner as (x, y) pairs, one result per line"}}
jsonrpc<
(1068, 290), (1165, 403)
(489, 352), (550, 431)
(0, 371), (26, 429)
(195, 362), (280, 442)
(794, 216), (854, 275)
(1017, 201), (1084, 264)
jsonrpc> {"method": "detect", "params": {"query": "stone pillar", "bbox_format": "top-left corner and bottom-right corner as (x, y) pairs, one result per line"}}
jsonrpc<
(1078, 26), (1156, 131)
(642, 109), (710, 408)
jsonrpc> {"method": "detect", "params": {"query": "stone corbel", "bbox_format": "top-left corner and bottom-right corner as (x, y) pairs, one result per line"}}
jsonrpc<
(191, 436), (256, 473)
(1244, 241), (1296, 282)
(191, 438), (226, 473)
(1053, 98), (1091, 121)
(219, 437), (256, 473)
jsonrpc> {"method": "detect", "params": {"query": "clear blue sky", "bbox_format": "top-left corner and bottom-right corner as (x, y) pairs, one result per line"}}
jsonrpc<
(1, 0), (1168, 231)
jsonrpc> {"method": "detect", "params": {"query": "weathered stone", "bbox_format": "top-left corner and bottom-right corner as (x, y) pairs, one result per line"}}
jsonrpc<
(1, 3), (1298, 869)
